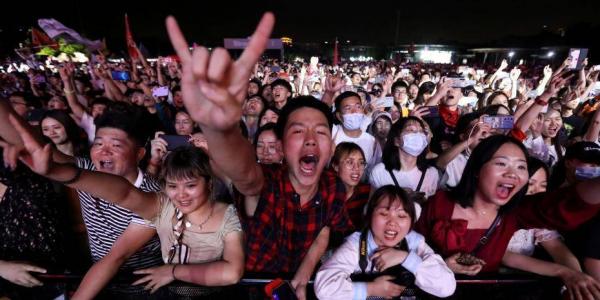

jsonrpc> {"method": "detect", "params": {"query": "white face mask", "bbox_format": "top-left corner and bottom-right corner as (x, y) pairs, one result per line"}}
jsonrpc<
(401, 132), (428, 156)
(342, 113), (365, 131)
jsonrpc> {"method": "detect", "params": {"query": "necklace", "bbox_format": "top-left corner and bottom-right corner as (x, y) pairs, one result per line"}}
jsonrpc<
(184, 204), (214, 230)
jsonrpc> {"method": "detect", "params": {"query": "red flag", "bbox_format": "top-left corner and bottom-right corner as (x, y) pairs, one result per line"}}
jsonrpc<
(125, 14), (138, 60)
(31, 28), (57, 49)
(333, 38), (339, 66)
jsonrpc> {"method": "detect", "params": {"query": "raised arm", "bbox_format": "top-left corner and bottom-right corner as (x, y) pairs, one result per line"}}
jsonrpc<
(165, 13), (274, 196)
(9, 114), (159, 220)
(584, 105), (600, 142)
(425, 77), (451, 106)
(59, 65), (86, 119)
(514, 75), (571, 133)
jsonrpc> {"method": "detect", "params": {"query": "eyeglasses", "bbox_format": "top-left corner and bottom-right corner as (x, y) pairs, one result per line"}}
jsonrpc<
(341, 159), (367, 170)
(257, 142), (279, 154)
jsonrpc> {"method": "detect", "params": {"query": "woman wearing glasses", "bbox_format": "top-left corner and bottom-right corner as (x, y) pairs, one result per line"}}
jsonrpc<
(331, 142), (370, 229)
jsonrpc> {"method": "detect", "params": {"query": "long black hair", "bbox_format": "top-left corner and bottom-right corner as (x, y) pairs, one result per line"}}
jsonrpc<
(382, 116), (429, 173)
(448, 135), (530, 213)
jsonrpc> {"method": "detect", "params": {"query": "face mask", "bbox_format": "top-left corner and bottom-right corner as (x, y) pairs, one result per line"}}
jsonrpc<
(575, 166), (600, 180)
(401, 132), (428, 156)
(342, 113), (365, 131)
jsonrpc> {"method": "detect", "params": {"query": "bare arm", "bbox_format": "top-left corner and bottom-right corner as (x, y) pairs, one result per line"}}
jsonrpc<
(157, 57), (166, 87)
(584, 107), (600, 142)
(425, 78), (451, 106)
(542, 238), (582, 271)
(291, 226), (330, 300)
(59, 66), (86, 119)
(514, 75), (571, 133)
(172, 230), (244, 286)
(72, 225), (156, 300)
(165, 14), (274, 197)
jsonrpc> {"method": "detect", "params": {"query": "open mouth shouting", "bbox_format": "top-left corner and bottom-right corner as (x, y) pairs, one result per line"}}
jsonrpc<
(299, 154), (319, 176)
(495, 182), (516, 200)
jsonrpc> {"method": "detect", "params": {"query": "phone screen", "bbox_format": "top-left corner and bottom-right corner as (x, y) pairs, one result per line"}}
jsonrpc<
(152, 86), (169, 98)
(483, 116), (514, 129)
(111, 71), (131, 81)
(159, 135), (190, 151)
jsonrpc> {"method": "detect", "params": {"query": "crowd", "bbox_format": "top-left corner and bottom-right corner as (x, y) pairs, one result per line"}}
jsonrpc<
(1, 12), (600, 300)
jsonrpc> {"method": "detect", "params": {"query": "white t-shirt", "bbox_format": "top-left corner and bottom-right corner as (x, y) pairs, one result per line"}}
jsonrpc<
(523, 135), (563, 167)
(369, 162), (440, 198)
(439, 152), (468, 189)
(332, 125), (377, 166)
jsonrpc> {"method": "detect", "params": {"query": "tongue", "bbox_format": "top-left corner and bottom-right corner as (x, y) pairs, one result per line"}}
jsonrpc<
(496, 186), (511, 199)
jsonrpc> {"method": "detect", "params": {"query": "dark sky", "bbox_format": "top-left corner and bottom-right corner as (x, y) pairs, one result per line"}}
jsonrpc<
(2, 0), (600, 56)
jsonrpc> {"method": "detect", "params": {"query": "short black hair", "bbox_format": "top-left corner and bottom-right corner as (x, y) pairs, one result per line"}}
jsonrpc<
(90, 97), (110, 108)
(365, 185), (416, 231)
(94, 108), (146, 147)
(391, 80), (409, 93)
(449, 135), (529, 213)
(275, 96), (334, 140)
(271, 78), (293, 94)
(253, 122), (277, 146)
(334, 91), (361, 113)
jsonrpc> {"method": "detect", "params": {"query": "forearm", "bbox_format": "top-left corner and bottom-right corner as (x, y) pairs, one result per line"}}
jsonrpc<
(72, 257), (124, 300)
(583, 109), (600, 142)
(174, 261), (242, 286)
(502, 251), (566, 277)
(425, 91), (443, 106)
(321, 91), (336, 107)
(514, 100), (545, 133)
(157, 67), (166, 87)
(436, 140), (468, 169)
(63, 80), (86, 118)
(543, 240), (582, 272)
(203, 127), (263, 196)
(104, 78), (125, 101)
(294, 227), (330, 284)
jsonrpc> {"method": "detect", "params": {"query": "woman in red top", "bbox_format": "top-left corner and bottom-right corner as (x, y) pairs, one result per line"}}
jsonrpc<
(415, 135), (600, 291)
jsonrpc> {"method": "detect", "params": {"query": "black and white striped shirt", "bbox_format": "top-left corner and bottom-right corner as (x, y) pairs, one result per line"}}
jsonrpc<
(76, 157), (162, 270)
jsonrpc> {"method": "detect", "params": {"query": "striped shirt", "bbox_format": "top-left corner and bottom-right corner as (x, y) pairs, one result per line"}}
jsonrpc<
(76, 157), (162, 270)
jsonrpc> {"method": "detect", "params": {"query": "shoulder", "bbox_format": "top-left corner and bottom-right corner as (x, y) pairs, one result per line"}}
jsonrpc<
(370, 162), (387, 175)
(405, 230), (425, 250)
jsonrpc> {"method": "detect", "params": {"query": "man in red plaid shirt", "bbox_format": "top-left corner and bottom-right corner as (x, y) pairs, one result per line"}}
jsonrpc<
(166, 12), (352, 299)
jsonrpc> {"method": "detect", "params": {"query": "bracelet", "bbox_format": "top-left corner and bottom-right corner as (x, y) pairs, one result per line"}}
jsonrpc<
(172, 264), (177, 281)
(54, 164), (82, 185)
(534, 97), (548, 106)
(63, 88), (75, 95)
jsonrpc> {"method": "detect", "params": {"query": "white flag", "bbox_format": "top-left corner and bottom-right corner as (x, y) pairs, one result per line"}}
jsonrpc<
(38, 18), (104, 51)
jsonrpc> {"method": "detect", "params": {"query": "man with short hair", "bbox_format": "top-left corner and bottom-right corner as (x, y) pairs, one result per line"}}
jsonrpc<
(0, 103), (162, 299)
(166, 13), (352, 299)
(271, 78), (292, 109)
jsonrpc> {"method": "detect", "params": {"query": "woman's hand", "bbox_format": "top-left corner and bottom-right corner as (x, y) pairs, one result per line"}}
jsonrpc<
(149, 132), (168, 165)
(371, 247), (409, 272)
(444, 253), (484, 276)
(367, 275), (405, 299)
(558, 268), (600, 300)
(165, 13), (274, 133)
(0, 261), (46, 288)
(4, 114), (53, 175)
(132, 265), (175, 294)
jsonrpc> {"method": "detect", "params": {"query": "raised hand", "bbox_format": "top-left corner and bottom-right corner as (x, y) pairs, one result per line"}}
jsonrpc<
(498, 59), (508, 72)
(543, 65), (553, 78)
(165, 13), (274, 132)
(539, 73), (574, 102)
(324, 73), (345, 94)
(6, 114), (53, 175)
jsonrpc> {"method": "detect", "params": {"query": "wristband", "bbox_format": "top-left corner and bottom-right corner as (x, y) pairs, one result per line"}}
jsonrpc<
(55, 164), (82, 185)
(534, 97), (548, 106)
(63, 88), (75, 95)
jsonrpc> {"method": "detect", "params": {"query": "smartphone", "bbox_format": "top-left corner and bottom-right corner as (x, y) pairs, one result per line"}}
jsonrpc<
(449, 78), (476, 88)
(567, 48), (589, 70)
(111, 70), (130, 81)
(400, 68), (410, 76)
(270, 66), (281, 73)
(458, 96), (479, 107)
(152, 86), (169, 98)
(424, 106), (439, 117)
(159, 134), (190, 151)
(265, 278), (298, 300)
(483, 116), (514, 129)
(372, 96), (394, 108)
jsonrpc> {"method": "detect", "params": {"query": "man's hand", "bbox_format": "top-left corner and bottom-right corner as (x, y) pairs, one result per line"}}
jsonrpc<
(5, 114), (53, 175)
(165, 13), (274, 132)
(558, 267), (600, 300)
(132, 265), (175, 294)
(324, 73), (345, 94)
(0, 260), (46, 287)
(290, 277), (308, 300)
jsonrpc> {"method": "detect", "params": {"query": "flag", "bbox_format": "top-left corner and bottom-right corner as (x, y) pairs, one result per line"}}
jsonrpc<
(125, 14), (138, 60)
(38, 18), (104, 51)
(333, 37), (339, 66)
(31, 28), (58, 49)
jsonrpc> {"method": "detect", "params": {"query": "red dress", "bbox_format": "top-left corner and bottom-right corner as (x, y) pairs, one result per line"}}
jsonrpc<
(415, 187), (600, 272)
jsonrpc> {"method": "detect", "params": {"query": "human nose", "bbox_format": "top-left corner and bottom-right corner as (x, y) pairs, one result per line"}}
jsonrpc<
(304, 130), (317, 147)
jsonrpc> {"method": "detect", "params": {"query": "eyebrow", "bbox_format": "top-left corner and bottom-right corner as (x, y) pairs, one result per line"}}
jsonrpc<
(493, 155), (527, 163)
(287, 122), (330, 129)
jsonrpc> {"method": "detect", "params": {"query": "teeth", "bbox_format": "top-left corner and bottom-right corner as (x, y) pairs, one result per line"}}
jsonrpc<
(500, 184), (514, 188)
(384, 230), (398, 236)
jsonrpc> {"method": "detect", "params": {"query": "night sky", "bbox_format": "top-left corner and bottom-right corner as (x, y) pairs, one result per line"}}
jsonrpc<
(1, 0), (600, 56)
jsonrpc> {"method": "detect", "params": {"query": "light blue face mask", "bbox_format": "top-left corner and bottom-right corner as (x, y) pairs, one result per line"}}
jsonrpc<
(575, 166), (600, 180)
(342, 113), (365, 131)
(401, 132), (428, 157)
